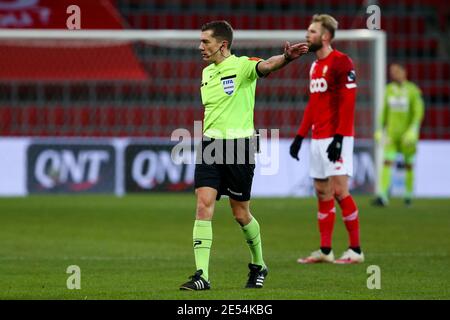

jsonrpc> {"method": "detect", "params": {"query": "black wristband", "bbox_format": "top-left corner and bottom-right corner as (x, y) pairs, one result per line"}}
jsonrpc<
(284, 52), (293, 62)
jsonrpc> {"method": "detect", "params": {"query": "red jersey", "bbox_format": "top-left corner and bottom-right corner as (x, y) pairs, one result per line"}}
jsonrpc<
(297, 50), (357, 139)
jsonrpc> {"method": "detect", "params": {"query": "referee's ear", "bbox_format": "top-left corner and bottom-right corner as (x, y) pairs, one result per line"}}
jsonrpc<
(222, 40), (230, 51)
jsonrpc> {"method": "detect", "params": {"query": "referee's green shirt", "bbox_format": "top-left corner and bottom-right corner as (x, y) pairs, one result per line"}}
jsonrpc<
(200, 54), (262, 139)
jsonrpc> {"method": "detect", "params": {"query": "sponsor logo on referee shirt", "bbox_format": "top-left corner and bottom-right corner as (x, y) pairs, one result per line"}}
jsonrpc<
(221, 74), (236, 95)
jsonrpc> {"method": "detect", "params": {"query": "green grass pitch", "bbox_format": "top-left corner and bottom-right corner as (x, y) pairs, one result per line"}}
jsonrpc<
(0, 194), (449, 300)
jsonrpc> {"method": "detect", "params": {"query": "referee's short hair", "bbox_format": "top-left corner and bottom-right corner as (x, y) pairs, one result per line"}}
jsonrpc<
(201, 20), (234, 50)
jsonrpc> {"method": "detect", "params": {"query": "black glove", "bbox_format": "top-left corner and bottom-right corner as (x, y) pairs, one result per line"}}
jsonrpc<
(326, 134), (343, 163)
(289, 135), (304, 161)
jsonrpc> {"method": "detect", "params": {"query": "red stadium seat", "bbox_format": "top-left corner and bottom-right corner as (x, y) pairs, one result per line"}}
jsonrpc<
(0, 1), (447, 139)
(419, 85), (450, 98)
(125, 12), (426, 34)
(388, 38), (439, 57)
(404, 62), (450, 81)
(421, 107), (450, 139)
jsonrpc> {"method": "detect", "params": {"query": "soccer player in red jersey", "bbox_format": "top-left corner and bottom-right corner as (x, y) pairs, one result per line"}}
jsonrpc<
(289, 14), (364, 264)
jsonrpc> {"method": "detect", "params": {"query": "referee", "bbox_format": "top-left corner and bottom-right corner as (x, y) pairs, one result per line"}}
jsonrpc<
(180, 20), (308, 291)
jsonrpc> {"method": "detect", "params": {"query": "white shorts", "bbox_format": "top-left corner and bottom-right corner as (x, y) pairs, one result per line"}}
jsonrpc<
(309, 137), (354, 179)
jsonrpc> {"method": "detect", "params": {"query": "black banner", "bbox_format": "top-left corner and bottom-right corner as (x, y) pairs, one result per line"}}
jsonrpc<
(350, 140), (376, 194)
(125, 143), (195, 193)
(27, 144), (115, 194)
(0, 300), (432, 318)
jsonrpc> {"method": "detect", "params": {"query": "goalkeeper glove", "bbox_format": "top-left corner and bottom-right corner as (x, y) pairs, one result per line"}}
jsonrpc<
(327, 134), (343, 163)
(374, 129), (382, 143)
(403, 127), (419, 146)
(289, 135), (304, 161)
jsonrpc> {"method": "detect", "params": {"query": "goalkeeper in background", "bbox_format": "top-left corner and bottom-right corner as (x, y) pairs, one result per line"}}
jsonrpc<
(372, 63), (424, 207)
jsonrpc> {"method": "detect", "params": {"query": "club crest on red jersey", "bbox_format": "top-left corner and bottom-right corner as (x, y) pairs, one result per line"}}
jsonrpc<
(347, 70), (356, 82)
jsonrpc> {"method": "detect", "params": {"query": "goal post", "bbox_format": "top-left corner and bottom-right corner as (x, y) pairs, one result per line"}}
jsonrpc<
(0, 28), (386, 194)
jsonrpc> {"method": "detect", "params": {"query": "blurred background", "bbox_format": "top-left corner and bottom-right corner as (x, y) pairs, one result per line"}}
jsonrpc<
(1, 1), (449, 301)
(0, 0), (448, 197)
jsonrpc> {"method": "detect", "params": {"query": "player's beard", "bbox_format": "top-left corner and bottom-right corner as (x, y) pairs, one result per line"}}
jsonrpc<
(308, 41), (323, 52)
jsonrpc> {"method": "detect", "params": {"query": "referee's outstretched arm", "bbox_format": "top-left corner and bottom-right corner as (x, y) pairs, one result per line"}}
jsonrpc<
(257, 41), (309, 76)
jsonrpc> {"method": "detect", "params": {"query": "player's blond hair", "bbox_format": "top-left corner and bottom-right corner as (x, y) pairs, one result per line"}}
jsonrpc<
(311, 14), (338, 39)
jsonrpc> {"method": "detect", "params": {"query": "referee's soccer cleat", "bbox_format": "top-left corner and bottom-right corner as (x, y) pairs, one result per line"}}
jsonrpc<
(179, 270), (210, 291)
(334, 248), (365, 264)
(245, 263), (268, 288)
(297, 249), (335, 264)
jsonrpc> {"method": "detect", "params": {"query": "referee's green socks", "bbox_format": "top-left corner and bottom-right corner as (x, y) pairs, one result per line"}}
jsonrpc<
(242, 217), (266, 268)
(193, 220), (212, 281)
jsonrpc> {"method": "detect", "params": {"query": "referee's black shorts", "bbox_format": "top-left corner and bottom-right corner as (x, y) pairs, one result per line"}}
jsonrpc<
(194, 137), (257, 202)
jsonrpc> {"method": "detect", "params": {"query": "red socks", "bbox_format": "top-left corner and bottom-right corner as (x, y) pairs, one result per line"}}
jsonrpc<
(338, 195), (360, 248)
(317, 196), (361, 249)
(318, 199), (336, 248)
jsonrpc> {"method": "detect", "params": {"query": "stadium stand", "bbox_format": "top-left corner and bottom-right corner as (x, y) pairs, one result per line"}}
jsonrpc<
(0, 0), (448, 138)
